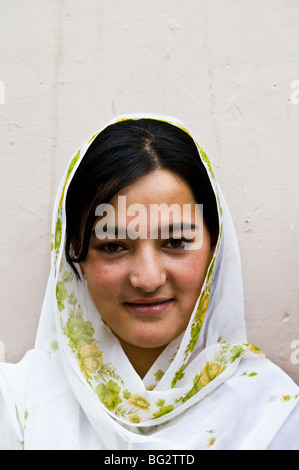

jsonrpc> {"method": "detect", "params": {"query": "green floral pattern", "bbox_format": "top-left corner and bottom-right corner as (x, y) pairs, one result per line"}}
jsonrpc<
(96, 381), (122, 411)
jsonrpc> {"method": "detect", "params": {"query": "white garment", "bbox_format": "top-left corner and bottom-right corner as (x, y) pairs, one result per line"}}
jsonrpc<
(0, 114), (298, 450)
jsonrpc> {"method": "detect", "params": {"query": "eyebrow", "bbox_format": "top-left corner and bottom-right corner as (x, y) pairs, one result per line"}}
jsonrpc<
(91, 222), (200, 239)
(156, 222), (199, 235)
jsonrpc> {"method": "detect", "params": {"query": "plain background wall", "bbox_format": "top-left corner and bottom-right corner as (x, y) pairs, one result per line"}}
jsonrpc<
(0, 0), (299, 383)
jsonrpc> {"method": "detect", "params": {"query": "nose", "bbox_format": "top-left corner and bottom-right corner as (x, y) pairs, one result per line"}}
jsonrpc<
(129, 244), (167, 292)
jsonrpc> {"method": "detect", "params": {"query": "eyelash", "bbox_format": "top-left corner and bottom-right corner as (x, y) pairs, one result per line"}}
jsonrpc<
(97, 238), (193, 254)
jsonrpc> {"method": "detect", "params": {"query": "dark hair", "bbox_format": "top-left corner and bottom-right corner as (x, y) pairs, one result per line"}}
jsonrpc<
(65, 118), (219, 276)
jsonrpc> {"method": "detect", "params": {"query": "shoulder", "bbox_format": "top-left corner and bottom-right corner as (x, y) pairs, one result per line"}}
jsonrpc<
(0, 351), (34, 450)
(229, 355), (299, 449)
(267, 401), (299, 450)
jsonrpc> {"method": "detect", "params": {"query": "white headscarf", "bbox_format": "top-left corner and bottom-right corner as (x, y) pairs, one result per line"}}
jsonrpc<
(0, 114), (298, 450)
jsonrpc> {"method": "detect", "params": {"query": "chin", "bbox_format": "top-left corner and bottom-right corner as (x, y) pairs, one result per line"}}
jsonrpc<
(130, 332), (175, 350)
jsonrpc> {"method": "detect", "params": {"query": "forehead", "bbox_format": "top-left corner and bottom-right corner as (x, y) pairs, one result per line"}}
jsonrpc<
(92, 169), (204, 242)
(110, 169), (196, 208)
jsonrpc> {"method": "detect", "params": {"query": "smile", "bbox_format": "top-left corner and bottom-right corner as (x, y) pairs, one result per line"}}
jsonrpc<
(124, 298), (174, 315)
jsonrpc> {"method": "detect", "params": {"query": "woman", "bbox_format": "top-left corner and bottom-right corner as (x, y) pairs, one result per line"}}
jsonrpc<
(0, 113), (298, 450)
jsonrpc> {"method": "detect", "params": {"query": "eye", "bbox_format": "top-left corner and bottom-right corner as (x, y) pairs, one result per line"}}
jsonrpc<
(99, 242), (126, 254)
(163, 238), (187, 250)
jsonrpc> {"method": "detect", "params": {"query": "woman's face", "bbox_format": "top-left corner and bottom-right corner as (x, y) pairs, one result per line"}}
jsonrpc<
(81, 169), (214, 353)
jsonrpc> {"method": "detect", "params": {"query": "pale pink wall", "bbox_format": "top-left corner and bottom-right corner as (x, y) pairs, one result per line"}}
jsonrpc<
(0, 0), (298, 382)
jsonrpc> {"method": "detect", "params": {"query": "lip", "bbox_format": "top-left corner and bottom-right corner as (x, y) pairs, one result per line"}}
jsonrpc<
(124, 297), (174, 315)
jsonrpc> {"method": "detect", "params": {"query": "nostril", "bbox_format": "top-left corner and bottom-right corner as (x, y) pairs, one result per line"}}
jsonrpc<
(129, 271), (166, 291)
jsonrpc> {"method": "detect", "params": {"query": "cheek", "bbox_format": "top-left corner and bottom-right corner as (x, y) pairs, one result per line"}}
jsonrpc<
(176, 269), (203, 299)
(84, 261), (125, 298)
(172, 254), (210, 301)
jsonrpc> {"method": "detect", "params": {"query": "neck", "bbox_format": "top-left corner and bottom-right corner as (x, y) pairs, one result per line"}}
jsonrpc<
(117, 338), (166, 379)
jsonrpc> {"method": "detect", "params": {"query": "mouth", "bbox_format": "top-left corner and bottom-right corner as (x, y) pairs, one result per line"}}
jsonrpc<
(124, 298), (174, 315)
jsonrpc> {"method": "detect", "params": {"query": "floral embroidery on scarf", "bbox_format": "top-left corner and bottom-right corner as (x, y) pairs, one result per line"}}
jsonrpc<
(78, 344), (103, 381)
(179, 361), (225, 404)
(241, 371), (258, 378)
(186, 291), (210, 357)
(24, 409), (29, 429)
(280, 394), (299, 402)
(206, 429), (217, 448)
(95, 380), (122, 411)
(47, 339), (59, 359)
(128, 394), (151, 411)
(154, 369), (164, 382)
(198, 145), (216, 181)
(53, 147), (82, 270)
(152, 399), (174, 419)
